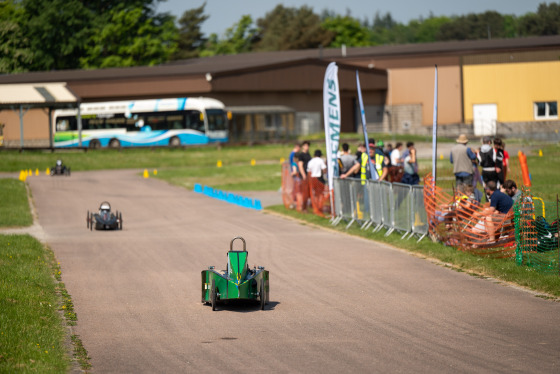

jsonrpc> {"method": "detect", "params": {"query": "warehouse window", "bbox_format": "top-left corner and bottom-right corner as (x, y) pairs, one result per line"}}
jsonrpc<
(534, 101), (558, 120)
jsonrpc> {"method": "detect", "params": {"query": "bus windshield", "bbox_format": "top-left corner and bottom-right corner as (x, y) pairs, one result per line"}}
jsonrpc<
(206, 109), (228, 131)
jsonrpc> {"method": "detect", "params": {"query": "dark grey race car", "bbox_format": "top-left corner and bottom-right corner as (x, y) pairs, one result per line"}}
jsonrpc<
(87, 201), (123, 231)
(50, 160), (71, 176)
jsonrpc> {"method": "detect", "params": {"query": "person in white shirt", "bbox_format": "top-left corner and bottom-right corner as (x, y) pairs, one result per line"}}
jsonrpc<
(307, 149), (327, 180)
(391, 142), (403, 166)
(307, 149), (328, 215)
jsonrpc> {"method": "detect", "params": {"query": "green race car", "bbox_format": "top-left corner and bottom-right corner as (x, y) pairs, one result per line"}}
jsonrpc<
(201, 236), (269, 311)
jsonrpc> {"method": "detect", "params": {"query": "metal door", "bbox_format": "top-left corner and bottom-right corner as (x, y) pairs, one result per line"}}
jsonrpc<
(473, 104), (497, 136)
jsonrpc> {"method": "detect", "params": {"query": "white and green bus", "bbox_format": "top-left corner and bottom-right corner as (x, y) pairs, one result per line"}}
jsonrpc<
(53, 97), (230, 148)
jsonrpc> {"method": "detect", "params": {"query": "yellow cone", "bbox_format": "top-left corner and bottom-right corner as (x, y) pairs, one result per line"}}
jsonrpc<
(153, 169), (158, 176)
(28, 169), (32, 176)
(19, 170), (26, 181)
(539, 149), (543, 157)
(143, 169), (149, 178)
(35, 168), (39, 176)
(280, 157), (285, 164)
(217, 160), (222, 168)
(46, 167), (50, 175)
(414, 212), (424, 226)
(439, 154), (444, 160)
(251, 159), (256, 166)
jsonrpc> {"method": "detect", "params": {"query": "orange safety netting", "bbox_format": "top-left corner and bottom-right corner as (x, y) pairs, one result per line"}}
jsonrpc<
(281, 161), (330, 217)
(423, 174), (515, 258)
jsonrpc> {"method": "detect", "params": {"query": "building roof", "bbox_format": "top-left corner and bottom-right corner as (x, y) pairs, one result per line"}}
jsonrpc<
(0, 35), (558, 85)
(0, 82), (79, 109)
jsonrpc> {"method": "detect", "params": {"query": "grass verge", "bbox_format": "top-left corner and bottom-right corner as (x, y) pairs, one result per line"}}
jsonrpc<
(0, 235), (91, 372)
(266, 205), (560, 298)
(0, 179), (33, 227)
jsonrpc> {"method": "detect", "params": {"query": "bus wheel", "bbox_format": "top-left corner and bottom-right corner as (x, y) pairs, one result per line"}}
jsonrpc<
(89, 140), (101, 149)
(109, 139), (121, 148)
(169, 136), (180, 147)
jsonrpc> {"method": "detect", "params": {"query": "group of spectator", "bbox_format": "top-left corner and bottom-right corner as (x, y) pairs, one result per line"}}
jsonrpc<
(288, 138), (421, 212)
(338, 140), (420, 186)
(449, 134), (523, 244)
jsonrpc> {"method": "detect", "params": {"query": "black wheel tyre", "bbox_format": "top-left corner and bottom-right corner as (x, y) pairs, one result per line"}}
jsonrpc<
(89, 140), (100, 149)
(169, 136), (180, 147)
(90, 214), (93, 231)
(87, 211), (90, 229)
(109, 139), (121, 148)
(119, 212), (123, 230)
(211, 279), (217, 311)
(260, 277), (266, 310)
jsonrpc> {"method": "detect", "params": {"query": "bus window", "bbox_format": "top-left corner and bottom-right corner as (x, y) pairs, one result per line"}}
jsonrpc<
(207, 109), (228, 131)
(56, 119), (70, 131)
(167, 115), (184, 129)
(185, 110), (204, 132)
(146, 115), (165, 131)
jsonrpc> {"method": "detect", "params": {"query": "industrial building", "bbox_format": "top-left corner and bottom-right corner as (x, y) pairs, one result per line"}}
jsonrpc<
(0, 35), (559, 147)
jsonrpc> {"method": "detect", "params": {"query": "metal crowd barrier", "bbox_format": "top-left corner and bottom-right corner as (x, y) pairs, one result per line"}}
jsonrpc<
(332, 177), (428, 242)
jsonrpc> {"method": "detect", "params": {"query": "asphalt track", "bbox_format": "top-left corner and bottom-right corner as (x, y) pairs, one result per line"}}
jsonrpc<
(26, 170), (560, 373)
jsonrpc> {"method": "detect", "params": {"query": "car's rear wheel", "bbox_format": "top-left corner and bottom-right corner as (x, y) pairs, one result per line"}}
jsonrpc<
(119, 212), (123, 230)
(86, 211), (90, 229)
(90, 214), (93, 231)
(260, 277), (266, 310)
(211, 279), (217, 311)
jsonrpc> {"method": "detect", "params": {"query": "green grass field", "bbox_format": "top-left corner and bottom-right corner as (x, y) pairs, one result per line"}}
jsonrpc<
(0, 179), (33, 227)
(0, 234), (71, 373)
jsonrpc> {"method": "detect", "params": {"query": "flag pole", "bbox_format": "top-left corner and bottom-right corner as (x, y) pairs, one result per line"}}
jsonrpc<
(432, 65), (438, 183)
(356, 71), (377, 180)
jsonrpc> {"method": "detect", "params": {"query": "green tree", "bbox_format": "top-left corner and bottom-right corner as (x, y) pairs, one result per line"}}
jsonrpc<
(253, 5), (333, 51)
(322, 15), (371, 47)
(437, 11), (508, 41)
(201, 15), (257, 57)
(172, 2), (209, 60)
(410, 16), (451, 43)
(0, 1), (33, 73)
(80, 3), (178, 69)
(21, 0), (92, 70)
(519, 2), (560, 36)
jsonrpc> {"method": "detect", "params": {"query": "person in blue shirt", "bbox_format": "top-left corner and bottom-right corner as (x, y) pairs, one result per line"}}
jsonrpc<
(482, 180), (513, 241)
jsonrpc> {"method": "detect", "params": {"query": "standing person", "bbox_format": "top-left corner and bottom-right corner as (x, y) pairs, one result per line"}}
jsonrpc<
(353, 143), (366, 178)
(373, 140), (389, 181)
(450, 134), (477, 186)
(289, 143), (300, 174)
(295, 141), (311, 212)
(477, 136), (499, 191)
(391, 142), (403, 166)
(478, 137), (497, 186)
(307, 149), (328, 212)
(401, 142), (419, 185)
(338, 143), (359, 177)
(493, 137), (505, 186)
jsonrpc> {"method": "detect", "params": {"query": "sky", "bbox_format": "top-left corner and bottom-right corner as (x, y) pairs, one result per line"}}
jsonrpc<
(156, 0), (545, 36)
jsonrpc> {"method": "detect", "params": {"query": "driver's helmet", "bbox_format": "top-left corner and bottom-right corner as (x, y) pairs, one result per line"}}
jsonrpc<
(99, 202), (111, 213)
(56, 160), (62, 166)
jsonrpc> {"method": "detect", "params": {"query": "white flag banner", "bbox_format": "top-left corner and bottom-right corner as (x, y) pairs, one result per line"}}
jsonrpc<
(323, 62), (341, 191)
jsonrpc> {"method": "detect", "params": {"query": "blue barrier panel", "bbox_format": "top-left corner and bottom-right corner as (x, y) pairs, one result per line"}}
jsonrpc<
(196, 184), (262, 211)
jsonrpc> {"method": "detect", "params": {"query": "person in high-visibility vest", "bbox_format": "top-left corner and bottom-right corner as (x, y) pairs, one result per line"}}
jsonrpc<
(372, 140), (389, 181)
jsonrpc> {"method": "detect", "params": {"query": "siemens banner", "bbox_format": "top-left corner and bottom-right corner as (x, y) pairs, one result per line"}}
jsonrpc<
(323, 62), (341, 191)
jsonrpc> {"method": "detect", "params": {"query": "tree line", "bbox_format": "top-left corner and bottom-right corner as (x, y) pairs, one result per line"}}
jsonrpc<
(1, 0), (559, 73)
